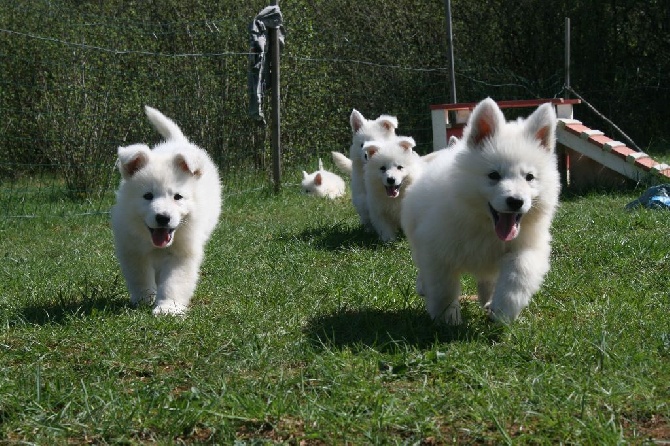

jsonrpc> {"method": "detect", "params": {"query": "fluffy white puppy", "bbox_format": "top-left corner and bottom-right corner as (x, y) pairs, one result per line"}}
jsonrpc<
(111, 106), (222, 315)
(364, 136), (422, 242)
(401, 98), (560, 324)
(301, 158), (346, 199)
(331, 109), (398, 227)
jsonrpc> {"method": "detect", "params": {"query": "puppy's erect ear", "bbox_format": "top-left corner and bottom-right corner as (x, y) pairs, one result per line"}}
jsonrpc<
(448, 136), (459, 147)
(524, 103), (557, 152)
(397, 136), (416, 152)
(318, 158), (324, 171)
(174, 152), (203, 178)
(302, 170), (309, 179)
(464, 98), (505, 147)
(350, 109), (366, 133)
(363, 142), (380, 159)
(117, 144), (151, 179)
(376, 114), (399, 134)
(314, 172), (323, 186)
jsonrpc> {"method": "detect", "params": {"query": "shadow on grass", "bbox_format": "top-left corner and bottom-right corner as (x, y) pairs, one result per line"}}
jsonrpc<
(295, 222), (384, 251)
(304, 306), (503, 352)
(14, 276), (130, 326)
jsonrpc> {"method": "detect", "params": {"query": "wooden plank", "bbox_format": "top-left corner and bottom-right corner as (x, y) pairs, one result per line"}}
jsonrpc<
(431, 109), (448, 151)
(430, 98), (581, 111)
(556, 125), (649, 182)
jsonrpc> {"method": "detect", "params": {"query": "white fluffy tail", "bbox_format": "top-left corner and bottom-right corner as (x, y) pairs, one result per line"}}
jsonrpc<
(144, 106), (187, 141)
(331, 151), (352, 176)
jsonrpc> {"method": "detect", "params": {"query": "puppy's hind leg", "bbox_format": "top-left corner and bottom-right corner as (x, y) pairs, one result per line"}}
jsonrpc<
(352, 191), (371, 228)
(351, 171), (371, 228)
(415, 270), (425, 296)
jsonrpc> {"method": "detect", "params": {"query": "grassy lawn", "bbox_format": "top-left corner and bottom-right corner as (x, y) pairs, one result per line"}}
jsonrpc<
(645, 138), (670, 165)
(0, 178), (668, 444)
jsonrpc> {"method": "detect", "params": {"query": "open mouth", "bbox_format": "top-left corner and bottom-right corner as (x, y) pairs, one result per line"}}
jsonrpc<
(385, 185), (401, 198)
(148, 227), (175, 248)
(488, 203), (522, 241)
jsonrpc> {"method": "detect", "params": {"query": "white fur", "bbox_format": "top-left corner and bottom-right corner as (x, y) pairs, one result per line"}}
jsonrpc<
(331, 151), (352, 175)
(111, 106), (222, 316)
(364, 136), (422, 242)
(331, 109), (398, 227)
(401, 98), (560, 324)
(422, 135), (459, 163)
(301, 158), (346, 199)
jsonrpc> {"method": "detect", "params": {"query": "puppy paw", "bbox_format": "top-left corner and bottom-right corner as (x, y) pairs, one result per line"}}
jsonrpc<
(485, 302), (513, 324)
(442, 303), (462, 325)
(152, 302), (187, 316)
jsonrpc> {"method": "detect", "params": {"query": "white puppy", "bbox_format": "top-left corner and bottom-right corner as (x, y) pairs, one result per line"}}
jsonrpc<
(421, 135), (459, 163)
(364, 136), (422, 242)
(401, 98), (560, 324)
(301, 158), (346, 199)
(331, 109), (398, 227)
(111, 106), (222, 316)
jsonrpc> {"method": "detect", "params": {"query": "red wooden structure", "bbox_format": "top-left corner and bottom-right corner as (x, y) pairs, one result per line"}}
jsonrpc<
(429, 98), (670, 188)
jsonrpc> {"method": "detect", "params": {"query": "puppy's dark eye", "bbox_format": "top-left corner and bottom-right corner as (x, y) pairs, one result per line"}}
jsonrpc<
(397, 166), (404, 171)
(488, 171), (501, 181)
(174, 193), (183, 200)
(143, 192), (153, 200)
(380, 166), (387, 172)
(525, 173), (535, 181)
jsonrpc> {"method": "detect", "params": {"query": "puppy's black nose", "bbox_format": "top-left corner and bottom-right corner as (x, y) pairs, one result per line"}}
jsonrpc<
(386, 177), (396, 185)
(506, 197), (524, 211)
(155, 214), (170, 226)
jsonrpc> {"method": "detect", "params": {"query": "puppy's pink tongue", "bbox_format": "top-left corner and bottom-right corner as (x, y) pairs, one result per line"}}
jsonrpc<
(151, 229), (172, 247)
(385, 186), (400, 198)
(495, 213), (519, 241)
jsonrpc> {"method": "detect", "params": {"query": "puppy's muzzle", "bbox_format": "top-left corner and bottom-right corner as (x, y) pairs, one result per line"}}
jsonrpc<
(148, 213), (175, 248)
(384, 177), (401, 198)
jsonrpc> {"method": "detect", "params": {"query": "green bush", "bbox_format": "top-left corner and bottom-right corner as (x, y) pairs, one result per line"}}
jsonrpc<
(0, 0), (667, 197)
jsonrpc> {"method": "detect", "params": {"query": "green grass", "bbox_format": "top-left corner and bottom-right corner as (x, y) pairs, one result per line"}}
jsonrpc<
(645, 137), (670, 164)
(0, 180), (669, 444)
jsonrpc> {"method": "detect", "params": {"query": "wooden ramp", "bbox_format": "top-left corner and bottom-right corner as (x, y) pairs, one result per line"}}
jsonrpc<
(556, 119), (670, 187)
(430, 98), (670, 188)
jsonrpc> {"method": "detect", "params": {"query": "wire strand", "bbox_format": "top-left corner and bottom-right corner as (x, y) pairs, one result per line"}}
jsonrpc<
(565, 86), (642, 152)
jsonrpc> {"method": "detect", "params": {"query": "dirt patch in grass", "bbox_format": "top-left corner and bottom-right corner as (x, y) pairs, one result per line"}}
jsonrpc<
(622, 414), (670, 443)
(236, 417), (328, 445)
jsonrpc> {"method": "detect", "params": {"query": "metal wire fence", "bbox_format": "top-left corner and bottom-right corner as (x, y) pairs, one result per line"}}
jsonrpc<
(0, 2), (452, 217)
(2, 1), (663, 218)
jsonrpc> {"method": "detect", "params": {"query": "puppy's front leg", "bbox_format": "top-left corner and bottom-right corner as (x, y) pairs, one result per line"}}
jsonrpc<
(422, 266), (462, 325)
(487, 249), (549, 323)
(117, 250), (156, 306)
(153, 256), (201, 315)
(371, 214), (398, 242)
